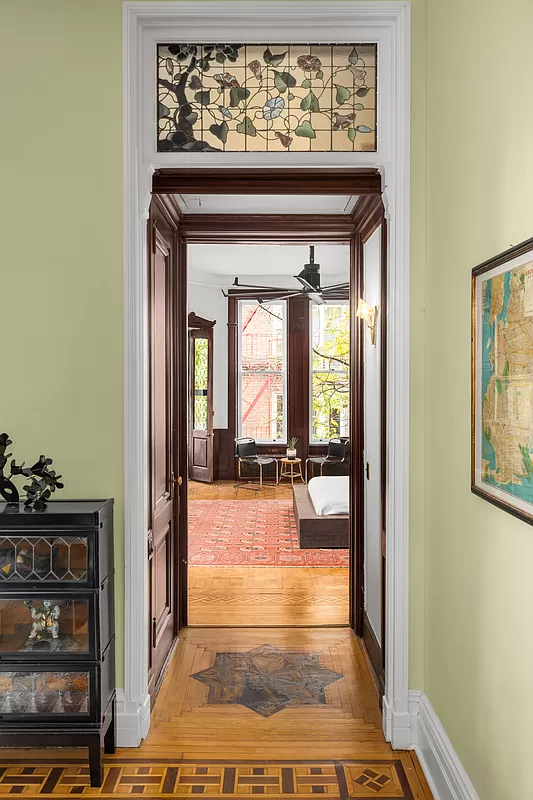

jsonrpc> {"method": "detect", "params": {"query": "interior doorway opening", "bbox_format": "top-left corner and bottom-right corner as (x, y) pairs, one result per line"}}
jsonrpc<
(147, 169), (387, 702)
(186, 234), (352, 628)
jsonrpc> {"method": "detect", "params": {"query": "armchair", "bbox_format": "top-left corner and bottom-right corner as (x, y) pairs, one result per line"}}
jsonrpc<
(305, 437), (349, 483)
(235, 437), (279, 490)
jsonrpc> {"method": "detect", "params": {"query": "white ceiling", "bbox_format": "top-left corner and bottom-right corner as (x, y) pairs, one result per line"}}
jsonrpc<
(188, 243), (350, 284)
(177, 194), (357, 215)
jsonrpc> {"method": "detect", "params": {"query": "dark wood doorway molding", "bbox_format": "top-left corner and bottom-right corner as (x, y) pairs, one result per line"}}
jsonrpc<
(188, 311), (216, 329)
(150, 169), (384, 673)
(182, 215), (355, 242)
(152, 168), (381, 196)
(352, 194), (387, 697)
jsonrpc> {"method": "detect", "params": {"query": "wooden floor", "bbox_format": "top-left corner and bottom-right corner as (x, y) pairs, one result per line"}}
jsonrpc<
(188, 479), (294, 501)
(188, 481), (349, 627)
(145, 628), (386, 760)
(0, 628), (433, 798)
(189, 566), (349, 625)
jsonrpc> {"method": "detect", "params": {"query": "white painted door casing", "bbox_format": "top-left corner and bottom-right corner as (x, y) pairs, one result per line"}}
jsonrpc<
(123, 1), (411, 749)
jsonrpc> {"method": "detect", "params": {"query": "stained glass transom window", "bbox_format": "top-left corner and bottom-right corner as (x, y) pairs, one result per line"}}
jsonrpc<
(157, 43), (377, 152)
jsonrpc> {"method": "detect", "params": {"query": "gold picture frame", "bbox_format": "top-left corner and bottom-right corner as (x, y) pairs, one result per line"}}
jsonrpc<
(472, 236), (533, 524)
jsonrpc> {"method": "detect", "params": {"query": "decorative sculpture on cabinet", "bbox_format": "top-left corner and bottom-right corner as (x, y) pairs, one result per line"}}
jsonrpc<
(27, 600), (61, 642)
(0, 432), (64, 510)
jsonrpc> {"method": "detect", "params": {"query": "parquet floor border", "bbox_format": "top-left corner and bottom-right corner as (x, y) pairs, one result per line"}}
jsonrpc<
(0, 757), (430, 798)
(0, 595), (434, 798)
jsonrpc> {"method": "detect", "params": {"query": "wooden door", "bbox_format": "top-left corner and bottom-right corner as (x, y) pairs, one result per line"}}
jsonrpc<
(362, 223), (385, 691)
(189, 328), (214, 483)
(352, 196), (386, 696)
(147, 199), (184, 700)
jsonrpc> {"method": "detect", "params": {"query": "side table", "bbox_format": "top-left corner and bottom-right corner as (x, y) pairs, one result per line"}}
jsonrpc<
(279, 457), (305, 485)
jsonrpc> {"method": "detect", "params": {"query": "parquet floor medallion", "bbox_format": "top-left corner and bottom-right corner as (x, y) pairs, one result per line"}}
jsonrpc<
(0, 629), (433, 799)
(0, 759), (418, 798)
(191, 644), (343, 717)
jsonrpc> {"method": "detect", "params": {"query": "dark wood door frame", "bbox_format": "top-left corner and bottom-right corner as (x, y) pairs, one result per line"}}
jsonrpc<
(153, 168), (381, 196)
(182, 215), (355, 242)
(188, 311), (216, 329)
(149, 193), (188, 641)
(151, 169), (385, 649)
(352, 195), (387, 695)
(147, 194), (185, 700)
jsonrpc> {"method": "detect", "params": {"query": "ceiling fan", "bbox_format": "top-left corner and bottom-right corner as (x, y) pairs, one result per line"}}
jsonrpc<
(222, 246), (349, 306)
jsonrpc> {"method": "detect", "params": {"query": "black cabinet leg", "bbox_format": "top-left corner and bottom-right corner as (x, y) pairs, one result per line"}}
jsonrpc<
(88, 736), (104, 787)
(104, 701), (116, 754)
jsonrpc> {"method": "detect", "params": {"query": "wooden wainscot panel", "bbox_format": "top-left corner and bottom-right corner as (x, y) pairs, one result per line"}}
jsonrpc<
(214, 429), (235, 481)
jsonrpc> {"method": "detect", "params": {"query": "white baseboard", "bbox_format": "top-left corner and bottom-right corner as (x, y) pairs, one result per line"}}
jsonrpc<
(115, 689), (151, 748)
(382, 696), (414, 749)
(113, 681), (476, 798)
(408, 690), (479, 800)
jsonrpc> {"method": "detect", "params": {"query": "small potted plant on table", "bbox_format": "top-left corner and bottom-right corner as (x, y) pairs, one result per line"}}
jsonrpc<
(286, 437), (298, 460)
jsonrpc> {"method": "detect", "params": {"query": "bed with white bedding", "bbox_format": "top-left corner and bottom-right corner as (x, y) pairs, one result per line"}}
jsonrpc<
(292, 476), (350, 549)
(307, 476), (350, 516)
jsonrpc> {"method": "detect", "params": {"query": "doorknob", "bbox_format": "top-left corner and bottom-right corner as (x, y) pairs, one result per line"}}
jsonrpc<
(170, 472), (182, 500)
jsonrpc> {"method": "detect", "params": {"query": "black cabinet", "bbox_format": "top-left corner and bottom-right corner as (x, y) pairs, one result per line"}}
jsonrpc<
(0, 500), (115, 786)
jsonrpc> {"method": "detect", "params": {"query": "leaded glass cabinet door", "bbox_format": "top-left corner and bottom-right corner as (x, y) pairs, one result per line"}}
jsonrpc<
(0, 594), (97, 660)
(189, 327), (214, 483)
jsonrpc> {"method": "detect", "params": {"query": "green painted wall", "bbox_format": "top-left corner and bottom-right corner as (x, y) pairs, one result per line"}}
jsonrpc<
(0, 1), (125, 678)
(425, 0), (533, 797)
(0, 0), (429, 695)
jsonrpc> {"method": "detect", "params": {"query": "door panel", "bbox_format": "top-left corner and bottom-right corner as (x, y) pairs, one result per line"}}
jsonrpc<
(352, 195), (386, 696)
(153, 245), (170, 506)
(193, 438), (208, 467)
(189, 328), (214, 482)
(154, 528), (171, 621)
(148, 199), (182, 701)
(363, 227), (382, 647)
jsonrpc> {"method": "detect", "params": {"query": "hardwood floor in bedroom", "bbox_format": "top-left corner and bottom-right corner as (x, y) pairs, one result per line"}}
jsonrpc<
(189, 565), (349, 626)
(188, 481), (349, 627)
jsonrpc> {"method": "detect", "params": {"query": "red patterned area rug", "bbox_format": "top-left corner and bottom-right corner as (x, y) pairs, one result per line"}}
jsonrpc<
(188, 500), (349, 567)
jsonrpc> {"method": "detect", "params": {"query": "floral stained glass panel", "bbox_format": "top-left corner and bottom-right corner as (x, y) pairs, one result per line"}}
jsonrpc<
(157, 44), (376, 152)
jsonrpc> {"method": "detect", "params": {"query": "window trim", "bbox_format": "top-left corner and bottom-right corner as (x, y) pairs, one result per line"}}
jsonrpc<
(309, 300), (350, 444)
(237, 298), (288, 444)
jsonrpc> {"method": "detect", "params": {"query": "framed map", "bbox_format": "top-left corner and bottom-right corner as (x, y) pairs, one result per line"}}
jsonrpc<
(472, 237), (533, 523)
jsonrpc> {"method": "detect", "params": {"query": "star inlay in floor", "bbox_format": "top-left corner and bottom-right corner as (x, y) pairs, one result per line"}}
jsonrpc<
(191, 643), (343, 717)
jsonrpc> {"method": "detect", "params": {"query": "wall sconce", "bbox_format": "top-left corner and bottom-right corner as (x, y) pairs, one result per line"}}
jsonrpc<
(356, 298), (378, 345)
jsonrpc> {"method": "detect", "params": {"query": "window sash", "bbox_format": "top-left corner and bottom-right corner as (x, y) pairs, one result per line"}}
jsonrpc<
(237, 299), (288, 444)
(310, 301), (350, 443)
